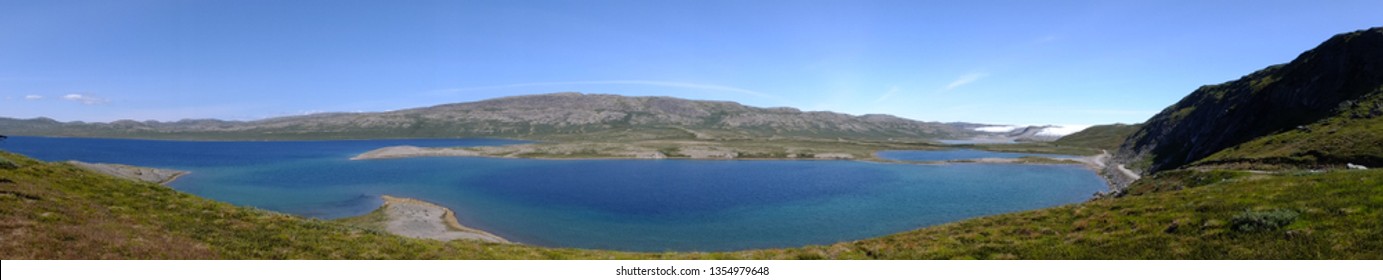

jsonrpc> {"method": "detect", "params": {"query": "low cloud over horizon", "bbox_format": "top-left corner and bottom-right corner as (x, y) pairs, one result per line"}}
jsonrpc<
(62, 94), (108, 105)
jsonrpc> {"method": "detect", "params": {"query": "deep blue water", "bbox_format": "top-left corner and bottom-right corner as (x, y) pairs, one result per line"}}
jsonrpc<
(1, 136), (1106, 252)
(877, 149), (1080, 162)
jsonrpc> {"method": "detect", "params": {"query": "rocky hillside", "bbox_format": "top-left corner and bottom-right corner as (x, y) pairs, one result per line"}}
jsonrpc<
(0, 93), (976, 141)
(1115, 27), (1383, 174)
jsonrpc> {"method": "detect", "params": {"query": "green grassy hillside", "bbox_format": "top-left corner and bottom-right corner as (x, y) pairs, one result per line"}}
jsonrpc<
(4, 150), (1379, 259)
(761, 168), (1383, 259)
(1116, 27), (1383, 173)
(1193, 94), (1383, 170)
(1053, 123), (1142, 151)
(0, 151), (651, 259)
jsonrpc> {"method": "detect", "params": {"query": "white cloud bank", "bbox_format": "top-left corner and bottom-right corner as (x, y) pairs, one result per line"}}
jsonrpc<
(1034, 124), (1093, 137)
(970, 124), (1093, 137)
(62, 94), (108, 105)
(24, 94), (43, 100)
(972, 125), (1022, 133)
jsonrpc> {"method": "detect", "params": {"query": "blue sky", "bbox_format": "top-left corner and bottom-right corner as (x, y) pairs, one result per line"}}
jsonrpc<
(2, 0), (1380, 126)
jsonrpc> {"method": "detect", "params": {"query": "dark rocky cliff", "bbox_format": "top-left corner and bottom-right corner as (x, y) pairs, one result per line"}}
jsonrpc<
(1115, 27), (1383, 174)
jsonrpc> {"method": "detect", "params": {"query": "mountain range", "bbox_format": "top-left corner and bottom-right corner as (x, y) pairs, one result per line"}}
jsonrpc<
(2, 93), (995, 142)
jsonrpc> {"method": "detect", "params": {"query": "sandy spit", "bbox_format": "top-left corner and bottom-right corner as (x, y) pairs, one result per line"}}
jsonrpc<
(67, 161), (189, 185)
(377, 195), (511, 243)
(350, 145), (482, 160)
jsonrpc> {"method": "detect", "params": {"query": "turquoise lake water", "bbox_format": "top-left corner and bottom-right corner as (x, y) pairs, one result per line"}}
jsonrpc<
(1, 136), (1106, 252)
(877, 149), (1081, 162)
(934, 139), (1016, 144)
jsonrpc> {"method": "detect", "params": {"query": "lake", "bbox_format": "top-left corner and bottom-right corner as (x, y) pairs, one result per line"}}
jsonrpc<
(0, 136), (1107, 252)
(935, 139), (1017, 145)
(877, 149), (1081, 162)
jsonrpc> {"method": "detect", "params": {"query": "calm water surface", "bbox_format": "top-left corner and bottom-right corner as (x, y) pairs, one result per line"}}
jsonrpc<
(877, 149), (1081, 162)
(2, 136), (1106, 252)
(935, 139), (1017, 145)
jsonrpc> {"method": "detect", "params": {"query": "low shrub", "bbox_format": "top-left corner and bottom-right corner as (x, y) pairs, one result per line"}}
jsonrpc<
(1230, 209), (1299, 232)
(0, 157), (20, 170)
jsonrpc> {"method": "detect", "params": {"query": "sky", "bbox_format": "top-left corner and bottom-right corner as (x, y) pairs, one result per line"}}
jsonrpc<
(2, 0), (1381, 126)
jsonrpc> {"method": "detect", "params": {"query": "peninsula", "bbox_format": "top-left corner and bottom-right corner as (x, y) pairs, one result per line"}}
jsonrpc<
(339, 195), (510, 244)
(66, 161), (188, 185)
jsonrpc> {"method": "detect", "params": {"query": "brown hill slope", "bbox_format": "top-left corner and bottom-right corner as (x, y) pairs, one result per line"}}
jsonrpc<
(0, 93), (974, 141)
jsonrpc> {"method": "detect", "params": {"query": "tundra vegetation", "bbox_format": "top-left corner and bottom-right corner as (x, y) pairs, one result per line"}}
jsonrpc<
(3, 27), (1382, 260)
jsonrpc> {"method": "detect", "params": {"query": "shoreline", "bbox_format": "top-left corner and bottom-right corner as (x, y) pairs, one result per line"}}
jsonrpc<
(351, 145), (865, 161)
(160, 171), (189, 185)
(351, 145), (1103, 165)
(3, 134), (533, 144)
(874, 154), (1106, 170)
(66, 161), (190, 186)
(368, 195), (511, 244)
(349, 155), (1109, 249)
(351, 144), (1122, 192)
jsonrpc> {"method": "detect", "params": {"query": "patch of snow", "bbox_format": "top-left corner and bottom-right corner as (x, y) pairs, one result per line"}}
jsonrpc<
(1035, 124), (1093, 137)
(972, 125), (1021, 133)
(971, 124), (1092, 137)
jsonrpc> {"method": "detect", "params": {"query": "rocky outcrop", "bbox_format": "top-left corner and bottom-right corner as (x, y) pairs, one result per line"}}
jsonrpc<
(1100, 163), (1142, 193)
(1114, 27), (1383, 174)
(812, 153), (855, 160)
(619, 151), (667, 159)
(678, 147), (738, 159)
(66, 161), (188, 184)
(1006, 125), (1062, 142)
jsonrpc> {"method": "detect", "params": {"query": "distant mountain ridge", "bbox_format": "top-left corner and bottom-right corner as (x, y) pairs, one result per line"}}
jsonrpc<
(0, 93), (979, 141)
(1114, 27), (1383, 174)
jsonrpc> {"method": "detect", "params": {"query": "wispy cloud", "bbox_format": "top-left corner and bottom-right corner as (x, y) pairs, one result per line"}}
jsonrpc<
(944, 72), (989, 91)
(62, 93), (108, 105)
(874, 86), (901, 102)
(429, 80), (776, 99)
(24, 94), (43, 100)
